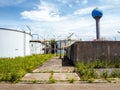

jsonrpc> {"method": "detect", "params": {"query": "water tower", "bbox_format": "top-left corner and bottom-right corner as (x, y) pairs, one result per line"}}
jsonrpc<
(92, 8), (103, 40)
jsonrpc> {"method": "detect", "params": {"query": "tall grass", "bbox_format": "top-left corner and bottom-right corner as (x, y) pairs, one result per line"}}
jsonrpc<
(76, 63), (97, 81)
(75, 59), (120, 81)
(0, 54), (54, 82)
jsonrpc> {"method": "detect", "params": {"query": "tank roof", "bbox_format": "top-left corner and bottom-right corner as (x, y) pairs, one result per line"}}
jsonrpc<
(0, 28), (31, 35)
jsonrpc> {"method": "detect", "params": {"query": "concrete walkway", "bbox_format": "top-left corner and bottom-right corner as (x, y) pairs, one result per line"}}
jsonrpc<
(0, 83), (120, 90)
(20, 57), (80, 83)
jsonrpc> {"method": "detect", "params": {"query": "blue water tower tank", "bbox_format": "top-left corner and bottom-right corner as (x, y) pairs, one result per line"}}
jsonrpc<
(92, 8), (103, 19)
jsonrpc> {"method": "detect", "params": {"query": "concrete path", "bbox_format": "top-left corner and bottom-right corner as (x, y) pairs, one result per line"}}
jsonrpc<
(20, 57), (80, 83)
(0, 83), (120, 90)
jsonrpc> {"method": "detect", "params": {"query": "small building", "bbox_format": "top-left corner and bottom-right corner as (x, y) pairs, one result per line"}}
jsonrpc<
(30, 40), (45, 54)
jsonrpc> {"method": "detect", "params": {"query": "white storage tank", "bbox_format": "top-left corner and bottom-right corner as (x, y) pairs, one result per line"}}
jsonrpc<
(0, 28), (32, 58)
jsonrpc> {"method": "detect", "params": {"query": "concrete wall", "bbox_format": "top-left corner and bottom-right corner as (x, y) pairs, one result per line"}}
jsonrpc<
(66, 41), (120, 64)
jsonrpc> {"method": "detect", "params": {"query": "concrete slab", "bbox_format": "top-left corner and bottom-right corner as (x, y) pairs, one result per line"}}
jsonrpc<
(33, 66), (75, 73)
(21, 73), (80, 82)
(53, 73), (80, 81)
(21, 73), (51, 81)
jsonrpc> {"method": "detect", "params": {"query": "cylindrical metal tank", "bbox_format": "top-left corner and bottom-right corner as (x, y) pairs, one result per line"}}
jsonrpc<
(0, 28), (32, 58)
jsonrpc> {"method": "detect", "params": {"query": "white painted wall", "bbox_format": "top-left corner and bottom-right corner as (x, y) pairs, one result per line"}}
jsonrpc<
(0, 28), (32, 58)
(30, 42), (45, 54)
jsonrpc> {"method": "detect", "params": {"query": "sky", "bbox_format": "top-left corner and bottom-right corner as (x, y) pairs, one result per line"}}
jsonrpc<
(0, 0), (120, 41)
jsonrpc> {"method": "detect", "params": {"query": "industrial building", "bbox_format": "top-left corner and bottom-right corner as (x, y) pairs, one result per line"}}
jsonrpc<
(30, 40), (45, 54)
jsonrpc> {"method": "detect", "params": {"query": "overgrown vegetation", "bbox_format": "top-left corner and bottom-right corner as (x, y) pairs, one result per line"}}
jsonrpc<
(89, 59), (120, 68)
(75, 59), (120, 82)
(110, 70), (120, 78)
(0, 54), (54, 82)
(76, 63), (97, 81)
(100, 71), (109, 79)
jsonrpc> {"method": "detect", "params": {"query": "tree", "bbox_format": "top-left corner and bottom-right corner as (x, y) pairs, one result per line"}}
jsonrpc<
(49, 39), (57, 54)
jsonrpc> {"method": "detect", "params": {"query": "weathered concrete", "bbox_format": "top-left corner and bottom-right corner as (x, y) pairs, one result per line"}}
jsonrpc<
(21, 73), (51, 81)
(21, 73), (80, 82)
(20, 57), (79, 83)
(53, 73), (80, 81)
(33, 57), (74, 73)
(0, 83), (120, 90)
(66, 41), (120, 64)
(33, 66), (74, 73)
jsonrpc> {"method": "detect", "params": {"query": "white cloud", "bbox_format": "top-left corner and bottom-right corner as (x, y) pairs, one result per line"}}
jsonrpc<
(28, 16), (95, 40)
(82, 0), (88, 5)
(74, 7), (94, 15)
(21, 1), (66, 22)
(0, 0), (26, 6)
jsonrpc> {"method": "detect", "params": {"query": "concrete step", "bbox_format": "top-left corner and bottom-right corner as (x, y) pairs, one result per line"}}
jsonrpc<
(20, 73), (80, 83)
(33, 66), (75, 73)
(20, 57), (78, 84)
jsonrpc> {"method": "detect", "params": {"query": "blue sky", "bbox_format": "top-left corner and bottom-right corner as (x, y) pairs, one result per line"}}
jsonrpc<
(0, 0), (120, 40)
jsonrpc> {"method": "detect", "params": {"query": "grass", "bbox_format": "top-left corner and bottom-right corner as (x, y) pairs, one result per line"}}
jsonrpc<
(0, 54), (54, 82)
(100, 71), (109, 79)
(75, 59), (120, 82)
(89, 59), (120, 68)
(88, 78), (94, 83)
(32, 79), (39, 83)
(69, 78), (75, 83)
(75, 63), (97, 81)
(110, 70), (120, 78)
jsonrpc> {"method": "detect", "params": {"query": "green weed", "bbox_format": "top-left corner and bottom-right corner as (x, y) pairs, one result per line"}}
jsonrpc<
(69, 78), (75, 83)
(76, 63), (97, 81)
(49, 71), (56, 83)
(100, 71), (109, 79)
(0, 54), (54, 82)
(88, 78), (94, 83)
(110, 70), (120, 78)
(32, 79), (39, 83)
